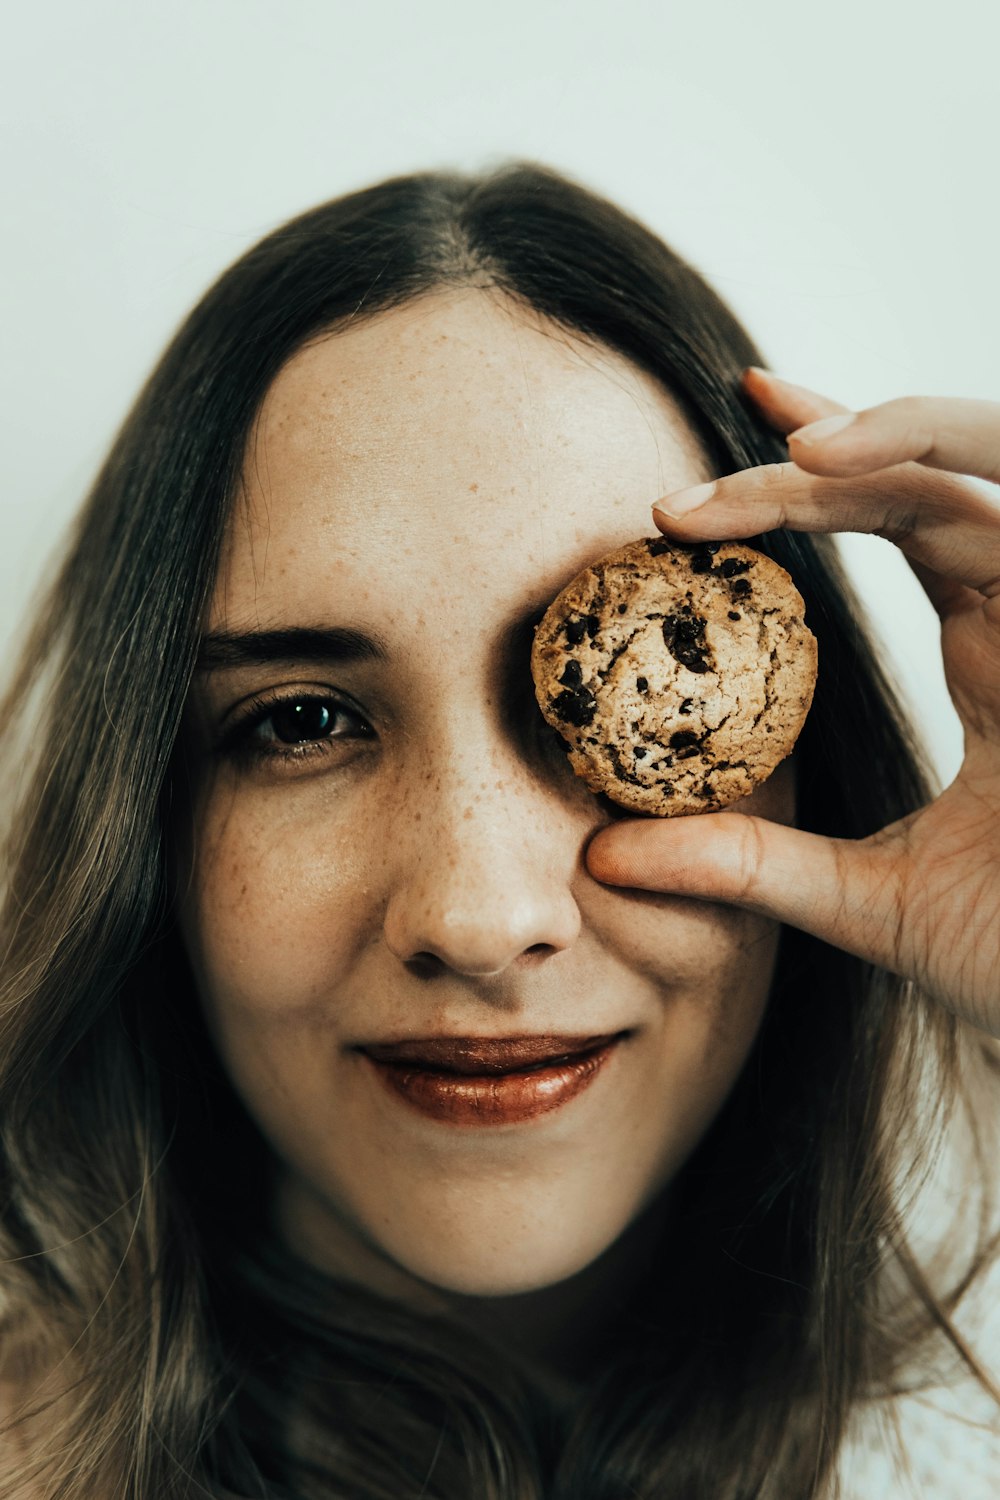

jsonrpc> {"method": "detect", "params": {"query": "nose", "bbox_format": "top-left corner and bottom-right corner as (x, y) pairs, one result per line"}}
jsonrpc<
(382, 754), (583, 978)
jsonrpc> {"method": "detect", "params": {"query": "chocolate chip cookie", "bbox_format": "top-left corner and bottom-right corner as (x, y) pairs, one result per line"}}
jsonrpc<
(530, 538), (817, 815)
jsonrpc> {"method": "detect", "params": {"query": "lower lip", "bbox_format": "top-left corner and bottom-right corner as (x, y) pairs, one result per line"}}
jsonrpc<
(361, 1039), (622, 1126)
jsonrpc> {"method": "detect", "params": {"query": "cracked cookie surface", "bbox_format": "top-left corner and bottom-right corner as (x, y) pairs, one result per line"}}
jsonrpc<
(530, 537), (818, 815)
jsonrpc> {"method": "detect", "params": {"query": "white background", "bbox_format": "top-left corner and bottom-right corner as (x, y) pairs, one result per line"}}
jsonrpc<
(3, 0), (998, 787)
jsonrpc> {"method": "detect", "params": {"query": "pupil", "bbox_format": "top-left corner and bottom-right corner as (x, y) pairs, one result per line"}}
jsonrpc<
(272, 701), (332, 744)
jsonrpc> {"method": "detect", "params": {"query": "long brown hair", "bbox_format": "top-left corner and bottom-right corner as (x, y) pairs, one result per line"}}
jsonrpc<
(0, 161), (996, 1498)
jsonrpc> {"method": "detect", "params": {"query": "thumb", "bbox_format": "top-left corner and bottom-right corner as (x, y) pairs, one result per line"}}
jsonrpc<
(587, 813), (897, 969)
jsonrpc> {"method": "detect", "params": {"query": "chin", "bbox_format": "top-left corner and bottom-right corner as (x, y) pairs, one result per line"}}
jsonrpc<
(382, 1218), (626, 1299)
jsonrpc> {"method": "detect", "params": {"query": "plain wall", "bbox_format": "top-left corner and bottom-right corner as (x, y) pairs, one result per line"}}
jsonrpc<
(3, 0), (998, 786)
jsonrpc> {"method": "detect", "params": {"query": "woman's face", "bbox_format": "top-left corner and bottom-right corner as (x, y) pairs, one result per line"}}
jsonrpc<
(179, 289), (792, 1300)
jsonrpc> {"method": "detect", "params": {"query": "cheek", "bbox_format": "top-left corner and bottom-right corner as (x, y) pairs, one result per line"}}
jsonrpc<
(583, 760), (794, 1107)
(583, 883), (779, 1149)
(586, 876), (779, 1022)
(661, 909), (777, 1108)
(178, 785), (377, 1021)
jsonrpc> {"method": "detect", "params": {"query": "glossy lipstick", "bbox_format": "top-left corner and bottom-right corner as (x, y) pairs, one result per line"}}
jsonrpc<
(358, 1032), (627, 1126)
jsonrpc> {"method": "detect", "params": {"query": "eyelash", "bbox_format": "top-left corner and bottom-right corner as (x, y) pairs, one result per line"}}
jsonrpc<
(219, 690), (375, 770)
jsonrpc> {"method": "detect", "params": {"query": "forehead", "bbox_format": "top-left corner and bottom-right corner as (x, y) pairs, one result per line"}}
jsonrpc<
(211, 289), (711, 631)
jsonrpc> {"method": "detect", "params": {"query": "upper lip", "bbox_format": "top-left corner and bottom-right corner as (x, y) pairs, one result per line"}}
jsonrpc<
(356, 1031), (630, 1075)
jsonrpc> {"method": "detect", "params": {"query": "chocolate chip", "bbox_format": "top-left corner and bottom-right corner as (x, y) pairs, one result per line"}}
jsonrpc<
(585, 614), (601, 638)
(551, 686), (598, 726)
(690, 549), (715, 573)
(669, 730), (700, 750)
(636, 676), (649, 692)
(676, 647), (709, 672)
(634, 746), (647, 759)
(679, 698), (693, 714)
(687, 542), (720, 555)
(719, 557), (752, 577)
(565, 617), (587, 645)
(647, 537), (672, 556)
(559, 660), (583, 688)
(663, 612), (712, 674)
(617, 602), (627, 614)
(730, 578), (752, 597)
(728, 611), (741, 621)
(674, 618), (701, 643)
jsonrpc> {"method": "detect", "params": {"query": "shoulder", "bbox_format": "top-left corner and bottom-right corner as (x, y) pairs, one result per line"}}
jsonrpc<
(836, 1379), (1000, 1500)
(834, 1042), (1000, 1498)
(836, 1244), (1000, 1499)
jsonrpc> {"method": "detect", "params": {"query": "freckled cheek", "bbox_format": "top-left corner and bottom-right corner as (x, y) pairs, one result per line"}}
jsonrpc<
(583, 886), (779, 1062)
(618, 904), (778, 1178)
(182, 800), (379, 1015)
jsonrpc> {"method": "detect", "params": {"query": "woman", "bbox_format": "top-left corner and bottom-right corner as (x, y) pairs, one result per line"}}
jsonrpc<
(0, 161), (997, 1498)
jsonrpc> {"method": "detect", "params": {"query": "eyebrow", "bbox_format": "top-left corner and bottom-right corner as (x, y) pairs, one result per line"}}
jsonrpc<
(195, 626), (390, 672)
(194, 607), (548, 675)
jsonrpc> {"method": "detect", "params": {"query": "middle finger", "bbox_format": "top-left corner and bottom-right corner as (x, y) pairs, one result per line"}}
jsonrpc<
(652, 461), (1000, 599)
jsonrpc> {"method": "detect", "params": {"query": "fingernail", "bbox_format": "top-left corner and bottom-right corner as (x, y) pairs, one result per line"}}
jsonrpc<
(653, 480), (716, 519)
(788, 413), (856, 445)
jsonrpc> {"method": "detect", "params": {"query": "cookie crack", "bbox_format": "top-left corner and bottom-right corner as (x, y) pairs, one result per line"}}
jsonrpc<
(595, 623), (645, 683)
(752, 645), (780, 731)
(607, 744), (650, 788)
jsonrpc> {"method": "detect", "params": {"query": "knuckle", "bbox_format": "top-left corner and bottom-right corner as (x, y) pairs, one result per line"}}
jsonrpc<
(884, 395), (934, 453)
(755, 462), (791, 491)
(728, 817), (766, 901)
(885, 394), (924, 419)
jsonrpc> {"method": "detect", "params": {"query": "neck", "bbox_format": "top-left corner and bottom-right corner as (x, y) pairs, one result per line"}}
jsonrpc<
(441, 1188), (673, 1398)
(274, 1173), (673, 1400)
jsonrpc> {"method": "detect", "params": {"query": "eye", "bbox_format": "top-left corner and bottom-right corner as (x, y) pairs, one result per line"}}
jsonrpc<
(221, 690), (375, 771)
(260, 698), (343, 745)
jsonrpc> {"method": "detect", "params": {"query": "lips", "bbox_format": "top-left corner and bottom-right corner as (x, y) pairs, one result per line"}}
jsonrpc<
(357, 1031), (629, 1126)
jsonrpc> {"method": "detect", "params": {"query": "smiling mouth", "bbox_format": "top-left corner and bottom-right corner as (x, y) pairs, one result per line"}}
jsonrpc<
(356, 1030), (632, 1126)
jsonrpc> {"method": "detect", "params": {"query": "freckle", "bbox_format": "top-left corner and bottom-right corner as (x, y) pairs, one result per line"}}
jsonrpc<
(469, 482), (479, 493)
(463, 807), (473, 820)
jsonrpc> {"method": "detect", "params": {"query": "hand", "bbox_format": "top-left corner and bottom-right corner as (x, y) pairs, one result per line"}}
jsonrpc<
(587, 368), (1000, 1037)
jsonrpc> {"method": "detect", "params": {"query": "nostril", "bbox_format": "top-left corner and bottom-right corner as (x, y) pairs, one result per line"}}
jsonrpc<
(520, 943), (558, 965)
(400, 944), (558, 978)
(405, 952), (447, 980)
